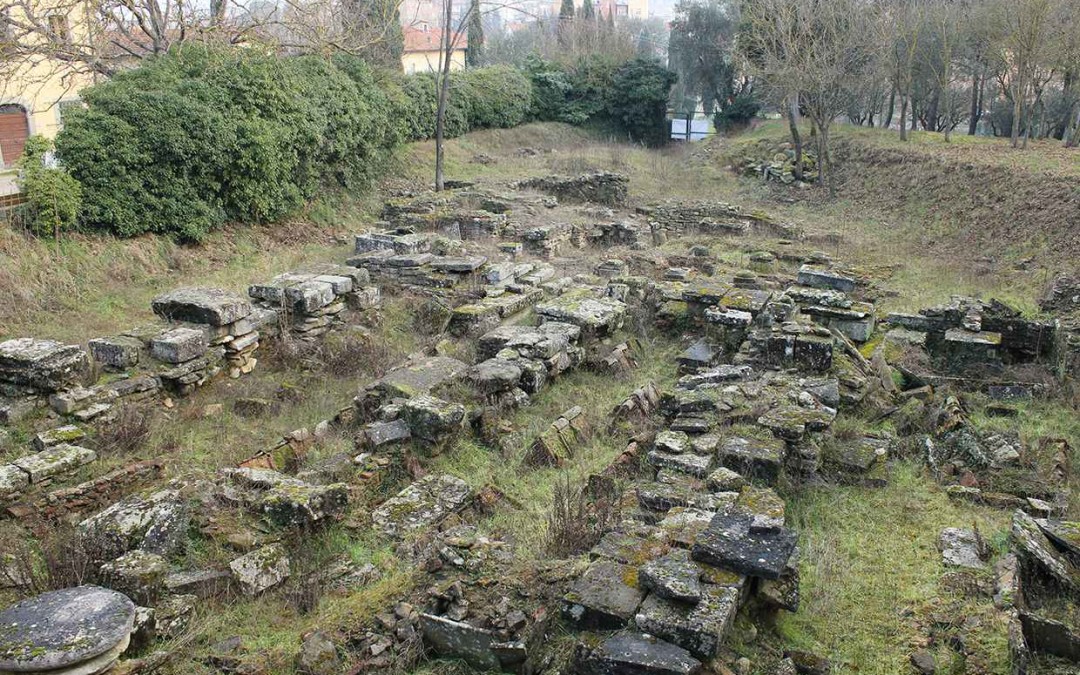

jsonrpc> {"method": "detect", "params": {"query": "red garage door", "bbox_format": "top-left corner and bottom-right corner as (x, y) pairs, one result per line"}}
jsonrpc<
(0, 104), (30, 168)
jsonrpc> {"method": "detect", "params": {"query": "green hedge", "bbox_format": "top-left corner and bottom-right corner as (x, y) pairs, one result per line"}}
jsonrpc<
(56, 47), (533, 241)
(396, 66), (532, 142)
(525, 56), (677, 147)
(53, 47), (669, 241)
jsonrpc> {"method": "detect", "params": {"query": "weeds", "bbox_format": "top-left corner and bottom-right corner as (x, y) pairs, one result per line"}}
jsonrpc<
(544, 473), (622, 558)
(94, 404), (154, 456)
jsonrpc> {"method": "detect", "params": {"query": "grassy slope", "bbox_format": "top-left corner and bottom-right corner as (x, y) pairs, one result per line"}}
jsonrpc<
(2, 122), (1074, 674)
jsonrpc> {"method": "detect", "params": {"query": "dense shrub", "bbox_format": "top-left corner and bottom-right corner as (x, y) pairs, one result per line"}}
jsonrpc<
(608, 58), (679, 147)
(525, 56), (618, 125)
(57, 46), (402, 241)
(15, 136), (82, 238)
(526, 56), (676, 146)
(397, 66), (533, 142)
(714, 92), (762, 132)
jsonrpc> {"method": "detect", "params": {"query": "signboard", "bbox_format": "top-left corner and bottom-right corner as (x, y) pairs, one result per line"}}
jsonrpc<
(671, 118), (709, 141)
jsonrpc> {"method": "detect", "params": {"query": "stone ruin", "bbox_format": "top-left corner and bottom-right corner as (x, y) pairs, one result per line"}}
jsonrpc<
(1, 173), (1078, 675)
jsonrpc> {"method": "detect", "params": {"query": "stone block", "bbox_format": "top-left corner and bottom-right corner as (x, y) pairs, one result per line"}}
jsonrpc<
(574, 632), (703, 675)
(400, 395), (466, 443)
(229, 544), (290, 596)
(638, 549), (702, 603)
(12, 444), (96, 483)
(31, 424), (86, 451)
(372, 474), (471, 539)
(150, 327), (208, 364)
(99, 550), (168, 603)
(151, 287), (252, 326)
(691, 511), (798, 580)
(0, 464), (30, 500)
(562, 560), (646, 629)
(88, 336), (142, 370)
(164, 569), (233, 599)
(716, 436), (785, 484)
(634, 586), (739, 659)
(0, 338), (89, 391)
(797, 265), (856, 293)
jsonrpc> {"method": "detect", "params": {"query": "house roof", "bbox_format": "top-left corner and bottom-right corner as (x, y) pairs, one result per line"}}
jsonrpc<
(403, 26), (467, 53)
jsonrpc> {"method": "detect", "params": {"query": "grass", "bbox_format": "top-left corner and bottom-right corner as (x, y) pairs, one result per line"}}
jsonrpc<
(429, 334), (681, 559)
(745, 461), (1012, 675)
(0, 192), (373, 342)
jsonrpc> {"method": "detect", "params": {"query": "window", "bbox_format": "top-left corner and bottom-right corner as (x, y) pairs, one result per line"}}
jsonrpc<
(47, 14), (70, 41)
(57, 100), (83, 126)
(616, 4), (628, 15)
(1, 9), (13, 51)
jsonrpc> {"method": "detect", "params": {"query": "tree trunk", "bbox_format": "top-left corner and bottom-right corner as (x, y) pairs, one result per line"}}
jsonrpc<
(899, 94), (909, 141)
(1066, 105), (1080, 147)
(884, 84), (896, 129)
(968, 70), (981, 135)
(1053, 71), (1075, 140)
(787, 94), (803, 182)
(434, 0), (455, 191)
(1010, 74), (1023, 148)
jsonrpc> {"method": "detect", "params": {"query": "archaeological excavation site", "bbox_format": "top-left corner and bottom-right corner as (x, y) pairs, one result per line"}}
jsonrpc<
(1, 122), (1079, 675)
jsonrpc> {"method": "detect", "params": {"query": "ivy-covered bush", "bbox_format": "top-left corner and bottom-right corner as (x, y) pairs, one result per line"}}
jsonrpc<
(608, 58), (679, 147)
(56, 46), (402, 241)
(397, 66), (533, 142)
(15, 136), (82, 238)
(526, 56), (677, 147)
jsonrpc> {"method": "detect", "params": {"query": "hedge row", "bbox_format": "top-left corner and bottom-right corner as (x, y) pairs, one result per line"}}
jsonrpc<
(54, 48), (533, 241)
(525, 56), (678, 147)
(45, 47), (674, 241)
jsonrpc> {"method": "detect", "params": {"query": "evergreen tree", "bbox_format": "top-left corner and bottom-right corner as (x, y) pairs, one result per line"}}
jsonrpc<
(559, 0), (575, 20)
(581, 0), (595, 20)
(466, 0), (484, 67)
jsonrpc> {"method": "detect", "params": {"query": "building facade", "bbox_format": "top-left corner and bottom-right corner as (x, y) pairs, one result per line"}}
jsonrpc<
(0, 4), (96, 167)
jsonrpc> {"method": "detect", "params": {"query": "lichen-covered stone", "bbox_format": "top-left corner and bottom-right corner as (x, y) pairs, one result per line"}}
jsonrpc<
(0, 585), (135, 672)
(647, 450), (712, 478)
(574, 632), (703, 675)
(535, 289), (627, 335)
(469, 358), (523, 394)
(152, 287), (253, 326)
(296, 630), (341, 675)
(939, 528), (986, 570)
(691, 511), (798, 580)
(0, 465), (30, 500)
(78, 489), (190, 561)
(0, 338), (89, 391)
(634, 586), (739, 659)
(31, 424), (86, 451)
(1011, 510), (1080, 591)
(716, 436), (785, 484)
(12, 444), (96, 484)
(229, 543), (290, 596)
(150, 327), (208, 364)
(88, 336), (142, 370)
(562, 560), (646, 629)
(371, 356), (467, 399)
(639, 549), (702, 603)
(99, 550), (168, 603)
(372, 474), (471, 538)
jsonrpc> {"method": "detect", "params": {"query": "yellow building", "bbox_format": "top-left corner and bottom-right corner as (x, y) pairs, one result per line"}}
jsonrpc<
(401, 26), (467, 74)
(0, 4), (96, 167)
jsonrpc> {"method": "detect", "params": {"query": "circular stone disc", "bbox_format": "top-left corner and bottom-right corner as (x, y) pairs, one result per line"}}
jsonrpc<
(0, 585), (135, 672)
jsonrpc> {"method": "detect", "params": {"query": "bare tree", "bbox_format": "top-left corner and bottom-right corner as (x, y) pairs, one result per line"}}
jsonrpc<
(742, 0), (877, 189)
